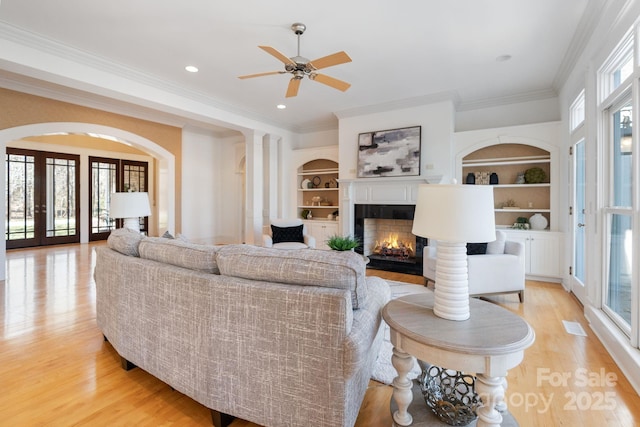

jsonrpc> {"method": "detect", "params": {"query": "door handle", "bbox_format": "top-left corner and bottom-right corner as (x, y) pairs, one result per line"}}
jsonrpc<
(577, 223), (585, 228)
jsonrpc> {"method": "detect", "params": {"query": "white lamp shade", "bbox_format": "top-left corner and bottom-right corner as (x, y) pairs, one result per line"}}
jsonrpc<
(412, 184), (495, 243)
(109, 192), (151, 219)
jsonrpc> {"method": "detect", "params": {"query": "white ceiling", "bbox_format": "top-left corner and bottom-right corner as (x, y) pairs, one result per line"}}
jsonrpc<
(0, 0), (593, 133)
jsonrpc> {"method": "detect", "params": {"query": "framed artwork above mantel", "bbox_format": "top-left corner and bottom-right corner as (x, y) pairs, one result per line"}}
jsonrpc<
(357, 126), (421, 178)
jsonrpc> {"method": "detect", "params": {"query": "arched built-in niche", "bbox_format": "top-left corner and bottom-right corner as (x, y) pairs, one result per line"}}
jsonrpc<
(0, 122), (176, 280)
(455, 136), (558, 230)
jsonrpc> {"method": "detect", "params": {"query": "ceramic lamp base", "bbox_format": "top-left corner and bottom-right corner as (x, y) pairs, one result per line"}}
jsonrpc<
(122, 217), (141, 233)
(433, 241), (470, 321)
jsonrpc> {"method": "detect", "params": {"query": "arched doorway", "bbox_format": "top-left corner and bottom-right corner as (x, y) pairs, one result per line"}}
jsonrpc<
(0, 122), (176, 280)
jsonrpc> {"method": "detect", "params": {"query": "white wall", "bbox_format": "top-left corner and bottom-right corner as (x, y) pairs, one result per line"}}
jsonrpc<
(338, 100), (456, 183)
(295, 129), (339, 149)
(455, 96), (560, 132)
(181, 127), (218, 243)
(181, 127), (245, 244)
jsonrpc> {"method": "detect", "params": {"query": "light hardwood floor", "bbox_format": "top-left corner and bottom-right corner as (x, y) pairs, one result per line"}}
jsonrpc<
(1, 242), (639, 426)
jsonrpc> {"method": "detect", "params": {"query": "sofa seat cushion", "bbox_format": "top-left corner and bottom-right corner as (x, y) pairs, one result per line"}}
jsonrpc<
(217, 244), (368, 309)
(138, 237), (221, 274)
(107, 228), (144, 257)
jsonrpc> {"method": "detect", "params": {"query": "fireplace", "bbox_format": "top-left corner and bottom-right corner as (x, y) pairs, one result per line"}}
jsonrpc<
(354, 204), (427, 275)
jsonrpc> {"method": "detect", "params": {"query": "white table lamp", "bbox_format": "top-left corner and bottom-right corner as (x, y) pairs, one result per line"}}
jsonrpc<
(412, 184), (495, 321)
(110, 192), (151, 233)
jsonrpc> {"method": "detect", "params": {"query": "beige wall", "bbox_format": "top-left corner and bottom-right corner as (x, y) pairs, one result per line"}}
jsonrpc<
(0, 88), (183, 232)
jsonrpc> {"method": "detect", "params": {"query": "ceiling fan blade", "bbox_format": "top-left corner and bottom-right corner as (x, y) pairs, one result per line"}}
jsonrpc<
(259, 46), (296, 65)
(310, 73), (351, 92)
(286, 78), (301, 98)
(308, 51), (352, 70)
(238, 71), (284, 79)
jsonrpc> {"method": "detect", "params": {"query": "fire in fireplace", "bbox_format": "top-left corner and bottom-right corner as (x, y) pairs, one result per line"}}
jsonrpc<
(373, 232), (414, 259)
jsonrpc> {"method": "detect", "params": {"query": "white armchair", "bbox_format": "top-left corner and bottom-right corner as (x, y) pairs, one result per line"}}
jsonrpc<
(263, 218), (316, 249)
(423, 230), (525, 302)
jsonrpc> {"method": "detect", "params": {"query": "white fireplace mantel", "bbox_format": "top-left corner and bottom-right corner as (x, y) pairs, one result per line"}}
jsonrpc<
(338, 176), (441, 235)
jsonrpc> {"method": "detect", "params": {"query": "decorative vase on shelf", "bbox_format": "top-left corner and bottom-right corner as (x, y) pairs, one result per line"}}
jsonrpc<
(529, 213), (548, 230)
(489, 172), (499, 185)
(465, 172), (476, 184)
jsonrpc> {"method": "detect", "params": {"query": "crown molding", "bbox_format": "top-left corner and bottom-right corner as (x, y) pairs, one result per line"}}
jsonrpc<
(334, 91), (460, 119)
(0, 21), (297, 135)
(553, 0), (609, 91)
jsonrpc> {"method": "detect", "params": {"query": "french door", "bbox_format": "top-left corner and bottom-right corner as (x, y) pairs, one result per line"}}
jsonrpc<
(5, 148), (80, 249)
(570, 139), (587, 303)
(89, 157), (148, 241)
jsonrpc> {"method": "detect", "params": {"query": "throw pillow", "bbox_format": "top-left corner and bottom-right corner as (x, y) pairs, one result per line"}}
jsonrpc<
(486, 231), (506, 254)
(466, 242), (488, 255)
(271, 224), (304, 244)
(162, 230), (175, 239)
(107, 228), (144, 257)
(139, 237), (221, 274)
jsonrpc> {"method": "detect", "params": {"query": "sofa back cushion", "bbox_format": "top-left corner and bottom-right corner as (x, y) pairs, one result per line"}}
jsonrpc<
(107, 228), (144, 257)
(217, 244), (368, 309)
(138, 237), (221, 274)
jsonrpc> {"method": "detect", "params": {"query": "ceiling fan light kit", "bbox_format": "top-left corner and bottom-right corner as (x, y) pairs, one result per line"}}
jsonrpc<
(239, 23), (352, 98)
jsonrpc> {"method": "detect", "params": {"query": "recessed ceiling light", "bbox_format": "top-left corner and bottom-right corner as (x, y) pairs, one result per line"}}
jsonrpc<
(276, 104), (286, 110)
(185, 65), (199, 73)
(496, 55), (512, 62)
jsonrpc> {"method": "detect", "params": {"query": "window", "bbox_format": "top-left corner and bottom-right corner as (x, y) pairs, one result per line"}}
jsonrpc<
(570, 90), (585, 132)
(599, 32), (634, 102)
(603, 99), (633, 333)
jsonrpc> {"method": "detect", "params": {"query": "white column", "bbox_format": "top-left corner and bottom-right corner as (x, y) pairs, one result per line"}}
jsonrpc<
(264, 134), (281, 223)
(243, 130), (265, 245)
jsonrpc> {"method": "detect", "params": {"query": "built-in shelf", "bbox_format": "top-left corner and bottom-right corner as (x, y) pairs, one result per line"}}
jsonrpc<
(297, 168), (339, 176)
(298, 160), (339, 218)
(463, 144), (552, 228)
(495, 208), (551, 213)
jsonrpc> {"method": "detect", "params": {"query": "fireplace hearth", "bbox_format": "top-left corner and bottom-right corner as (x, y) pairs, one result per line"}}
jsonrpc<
(354, 204), (427, 275)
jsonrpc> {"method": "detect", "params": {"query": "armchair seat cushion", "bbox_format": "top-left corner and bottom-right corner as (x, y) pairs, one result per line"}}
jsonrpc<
(271, 241), (309, 249)
(423, 230), (525, 301)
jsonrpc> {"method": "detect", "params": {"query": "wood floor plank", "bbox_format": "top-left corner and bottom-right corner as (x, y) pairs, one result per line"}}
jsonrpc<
(0, 243), (638, 426)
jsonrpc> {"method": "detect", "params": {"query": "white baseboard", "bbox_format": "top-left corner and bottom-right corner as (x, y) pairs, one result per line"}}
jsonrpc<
(585, 305), (640, 396)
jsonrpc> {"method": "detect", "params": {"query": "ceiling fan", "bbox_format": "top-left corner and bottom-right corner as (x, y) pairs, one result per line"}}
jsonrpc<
(238, 23), (352, 98)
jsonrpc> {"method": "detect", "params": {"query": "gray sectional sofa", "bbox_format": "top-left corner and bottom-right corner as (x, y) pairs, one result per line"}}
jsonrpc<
(94, 229), (390, 427)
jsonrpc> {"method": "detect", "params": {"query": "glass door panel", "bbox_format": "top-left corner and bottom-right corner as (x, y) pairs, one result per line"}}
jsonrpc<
(6, 151), (36, 247)
(89, 157), (148, 240)
(122, 160), (148, 234)
(6, 148), (79, 248)
(571, 139), (587, 302)
(45, 157), (78, 239)
(89, 157), (118, 241)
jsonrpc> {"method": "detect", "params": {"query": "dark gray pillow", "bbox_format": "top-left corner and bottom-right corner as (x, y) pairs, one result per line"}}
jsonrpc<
(466, 242), (488, 255)
(271, 224), (304, 244)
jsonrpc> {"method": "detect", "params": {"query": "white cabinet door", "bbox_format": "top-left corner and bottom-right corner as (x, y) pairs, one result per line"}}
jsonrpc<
(502, 230), (563, 279)
(528, 232), (562, 278)
(304, 221), (338, 250)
